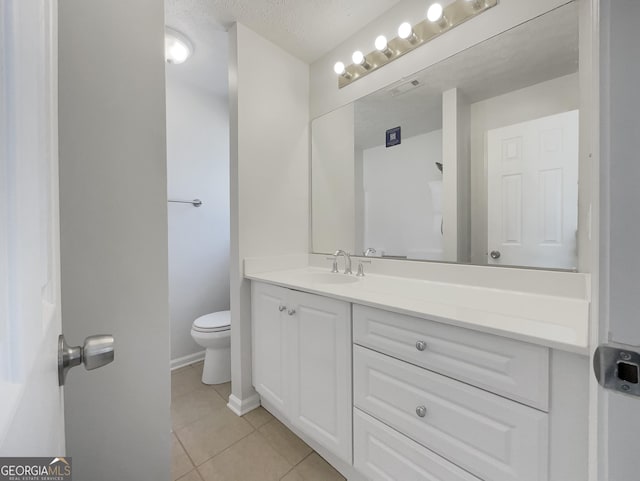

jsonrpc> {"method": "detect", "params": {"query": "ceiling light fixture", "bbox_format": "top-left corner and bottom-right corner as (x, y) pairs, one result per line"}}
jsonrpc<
(165, 27), (193, 64)
(334, 0), (498, 89)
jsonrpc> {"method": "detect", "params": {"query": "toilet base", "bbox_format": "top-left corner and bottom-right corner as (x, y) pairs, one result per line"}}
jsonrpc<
(202, 345), (231, 385)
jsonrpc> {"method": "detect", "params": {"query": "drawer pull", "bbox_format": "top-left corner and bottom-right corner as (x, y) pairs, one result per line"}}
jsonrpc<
(287, 308), (296, 316)
(416, 340), (427, 351)
(278, 305), (287, 312)
(415, 405), (427, 418)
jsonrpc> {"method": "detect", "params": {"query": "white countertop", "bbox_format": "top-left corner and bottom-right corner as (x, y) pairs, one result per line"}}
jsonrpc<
(245, 265), (590, 354)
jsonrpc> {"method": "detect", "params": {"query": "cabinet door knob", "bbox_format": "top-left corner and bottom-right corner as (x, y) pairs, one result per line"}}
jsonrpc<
(416, 340), (427, 351)
(416, 405), (427, 418)
(278, 305), (287, 312)
(287, 308), (296, 316)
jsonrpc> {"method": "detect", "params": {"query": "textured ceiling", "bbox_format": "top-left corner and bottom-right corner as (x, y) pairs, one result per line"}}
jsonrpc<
(355, 3), (580, 150)
(165, 0), (402, 63)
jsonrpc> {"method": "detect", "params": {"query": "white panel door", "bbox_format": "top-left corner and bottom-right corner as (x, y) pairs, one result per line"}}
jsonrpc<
(251, 282), (289, 412)
(487, 110), (579, 269)
(0, 0), (65, 454)
(288, 291), (352, 463)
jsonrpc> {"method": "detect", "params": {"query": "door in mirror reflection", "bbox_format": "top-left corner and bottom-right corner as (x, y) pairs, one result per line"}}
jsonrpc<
(487, 110), (579, 269)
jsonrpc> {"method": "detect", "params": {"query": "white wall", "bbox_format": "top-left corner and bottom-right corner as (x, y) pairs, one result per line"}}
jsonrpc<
(166, 66), (230, 363)
(310, 0), (570, 119)
(469, 73), (580, 264)
(229, 23), (309, 412)
(312, 104), (355, 254)
(362, 130), (443, 259)
(58, 0), (170, 479)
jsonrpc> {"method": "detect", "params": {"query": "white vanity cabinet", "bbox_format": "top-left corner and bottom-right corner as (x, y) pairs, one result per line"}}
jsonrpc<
(250, 278), (588, 481)
(251, 281), (352, 464)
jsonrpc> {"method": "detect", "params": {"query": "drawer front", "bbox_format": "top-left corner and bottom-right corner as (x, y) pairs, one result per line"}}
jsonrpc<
(354, 409), (482, 481)
(353, 304), (550, 410)
(354, 345), (549, 481)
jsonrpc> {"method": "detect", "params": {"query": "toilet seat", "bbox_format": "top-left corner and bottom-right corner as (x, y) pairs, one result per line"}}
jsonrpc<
(192, 310), (231, 333)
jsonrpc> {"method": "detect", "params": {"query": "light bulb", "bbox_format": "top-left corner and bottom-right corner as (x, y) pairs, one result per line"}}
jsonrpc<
(333, 61), (352, 80)
(375, 35), (388, 51)
(375, 35), (394, 58)
(352, 50), (371, 70)
(427, 3), (444, 22)
(168, 43), (189, 63)
(398, 22), (413, 40)
(165, 27), (193, 64)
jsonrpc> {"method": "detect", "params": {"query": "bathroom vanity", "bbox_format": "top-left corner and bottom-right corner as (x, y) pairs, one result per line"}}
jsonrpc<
(246, 258), (590, 481)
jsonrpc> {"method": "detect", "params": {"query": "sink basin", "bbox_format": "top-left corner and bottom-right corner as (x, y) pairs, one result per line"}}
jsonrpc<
(309, 272), (360, 285)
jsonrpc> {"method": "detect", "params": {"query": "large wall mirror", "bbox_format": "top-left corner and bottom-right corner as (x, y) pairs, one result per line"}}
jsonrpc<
(312, 3), (581, 270)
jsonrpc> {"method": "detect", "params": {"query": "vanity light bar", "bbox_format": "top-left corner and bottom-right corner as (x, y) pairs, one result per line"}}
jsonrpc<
(335, 0), (498, 89)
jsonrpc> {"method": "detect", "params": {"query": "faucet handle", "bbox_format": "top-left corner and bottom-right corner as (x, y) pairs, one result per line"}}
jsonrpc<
(326, 256), (339, 273)
(356, 259), (371, 277)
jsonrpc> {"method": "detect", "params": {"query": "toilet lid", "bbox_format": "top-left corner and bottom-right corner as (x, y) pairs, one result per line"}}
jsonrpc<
(193, 310), (231, 332)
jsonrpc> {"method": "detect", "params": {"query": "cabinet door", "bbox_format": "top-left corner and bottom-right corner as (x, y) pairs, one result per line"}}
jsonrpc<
(288, 291), (352, 463)
(251, 282), (289, 412)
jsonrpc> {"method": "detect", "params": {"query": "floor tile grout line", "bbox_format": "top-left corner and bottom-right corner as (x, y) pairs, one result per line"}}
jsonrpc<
(278, 450), (315, 480)
(189, 421), (257, 469)
(172, 390), (241, 434)
(176, 468), (202, 481)
(174, 431), (197, 475)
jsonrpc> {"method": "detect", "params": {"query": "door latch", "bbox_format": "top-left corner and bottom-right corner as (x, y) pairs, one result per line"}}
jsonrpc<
(58, 334), (115, 386)
(594, 344), (640, 397)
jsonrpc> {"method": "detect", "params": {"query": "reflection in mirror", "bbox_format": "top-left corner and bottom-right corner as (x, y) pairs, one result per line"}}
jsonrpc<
(311, 3), (580, 270)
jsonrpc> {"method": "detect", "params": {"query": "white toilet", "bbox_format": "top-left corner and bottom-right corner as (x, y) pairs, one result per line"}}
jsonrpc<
(190, 310), (231, 385)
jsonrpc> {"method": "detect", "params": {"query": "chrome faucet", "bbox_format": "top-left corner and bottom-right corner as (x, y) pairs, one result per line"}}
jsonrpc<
(333, 250), (352, 275)
(363, 248), (377, 257)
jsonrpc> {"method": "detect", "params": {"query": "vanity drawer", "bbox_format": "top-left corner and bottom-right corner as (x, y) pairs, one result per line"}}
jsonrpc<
(353, 304), (549, 410)
(354, 408), (482, 481)
(354, 345), (549, 481)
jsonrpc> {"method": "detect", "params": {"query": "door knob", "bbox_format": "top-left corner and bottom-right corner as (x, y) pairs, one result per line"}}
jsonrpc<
(278, 305), (287, 312)
(416, 405), (427, 418)
(490, 250), (501, 260)
(287, 308), (296, 316)
(416, 340), (427, 351)
(58, 334), (115, 386)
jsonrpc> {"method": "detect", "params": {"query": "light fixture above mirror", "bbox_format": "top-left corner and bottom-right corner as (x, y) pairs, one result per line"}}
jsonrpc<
(333, 0), (497, 89)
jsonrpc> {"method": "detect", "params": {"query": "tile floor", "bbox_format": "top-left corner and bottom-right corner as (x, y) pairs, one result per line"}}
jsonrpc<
(171, 362), (346, 481)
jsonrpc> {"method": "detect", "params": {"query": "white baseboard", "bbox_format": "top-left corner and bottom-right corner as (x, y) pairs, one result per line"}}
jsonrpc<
(227, 393), (261, 416)
(170, 351), (205, 371)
